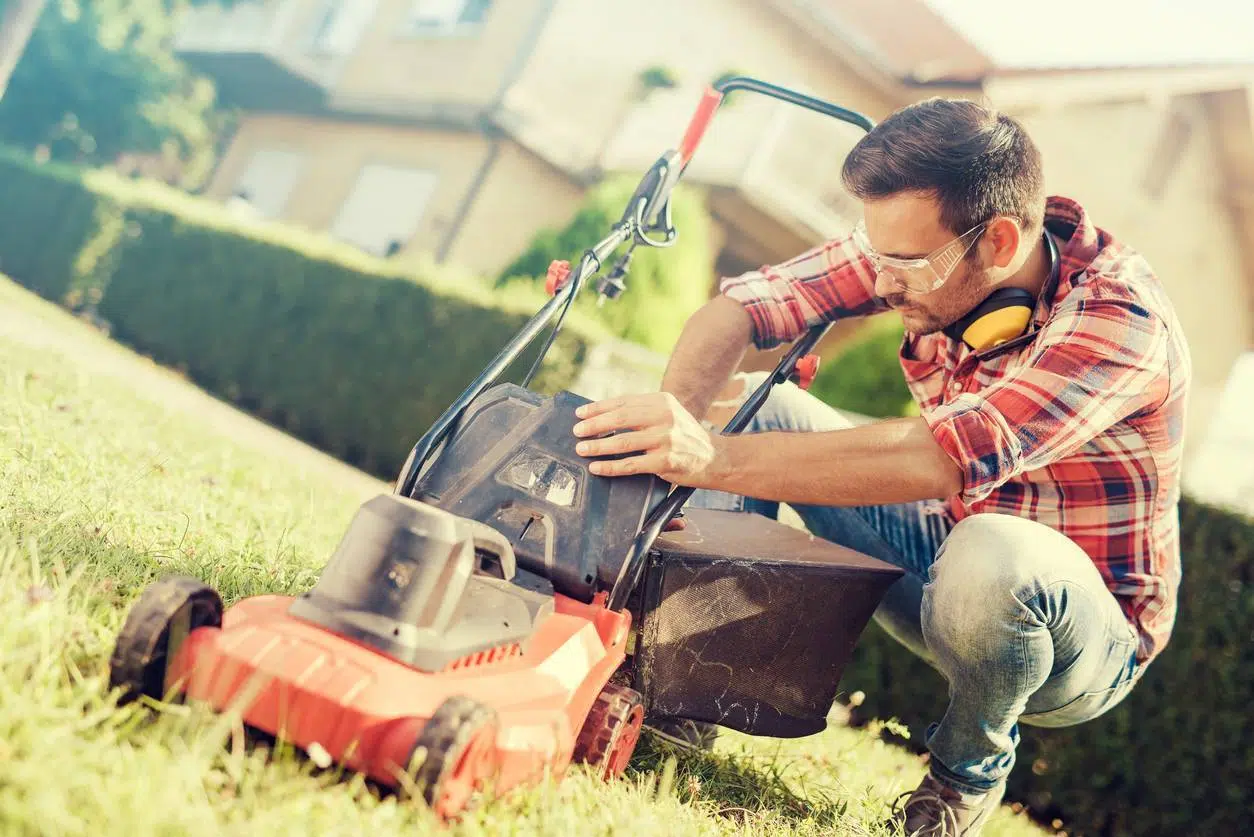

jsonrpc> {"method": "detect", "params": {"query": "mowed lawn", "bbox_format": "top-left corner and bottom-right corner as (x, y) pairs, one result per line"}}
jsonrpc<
(0, 277), (1049, 837)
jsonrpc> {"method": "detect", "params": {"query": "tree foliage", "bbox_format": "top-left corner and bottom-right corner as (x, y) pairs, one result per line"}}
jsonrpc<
(496, 174), (717, 354)
(0, 0), (225, 188)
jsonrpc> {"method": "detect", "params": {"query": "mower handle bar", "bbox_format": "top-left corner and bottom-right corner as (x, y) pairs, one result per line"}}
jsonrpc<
(395, 77), (874, 596)
(605, 321), (831, 610)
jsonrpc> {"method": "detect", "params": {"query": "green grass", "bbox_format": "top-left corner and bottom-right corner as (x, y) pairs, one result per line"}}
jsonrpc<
(0, 277), (1050, 836)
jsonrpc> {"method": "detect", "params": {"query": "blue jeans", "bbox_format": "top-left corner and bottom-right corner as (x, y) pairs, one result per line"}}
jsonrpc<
(690, 372), (1145, 796)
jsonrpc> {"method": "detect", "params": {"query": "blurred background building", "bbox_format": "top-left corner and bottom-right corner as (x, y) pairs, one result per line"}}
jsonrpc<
(171, 0), (1254, 475)
(0, 0), (1250, 509)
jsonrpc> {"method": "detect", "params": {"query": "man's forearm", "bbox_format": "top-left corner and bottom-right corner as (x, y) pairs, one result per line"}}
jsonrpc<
(711, 417), (964, 506)
(659, 295), (753, 419)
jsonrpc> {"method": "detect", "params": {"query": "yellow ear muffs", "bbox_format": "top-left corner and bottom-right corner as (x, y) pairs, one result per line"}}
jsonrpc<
(943, 229), (1059, 351)
(943, 288), (1037, 351)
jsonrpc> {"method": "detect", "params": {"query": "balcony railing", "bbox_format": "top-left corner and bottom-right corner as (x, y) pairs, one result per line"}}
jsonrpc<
(172, 0), (368, 98)
(173, 0), (297, 54)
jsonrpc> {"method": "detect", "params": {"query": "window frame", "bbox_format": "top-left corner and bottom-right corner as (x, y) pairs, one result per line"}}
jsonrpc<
(401, 0), (492, 38)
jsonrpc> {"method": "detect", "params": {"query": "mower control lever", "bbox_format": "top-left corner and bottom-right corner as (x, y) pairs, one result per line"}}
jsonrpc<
(791, 354), (820, 391)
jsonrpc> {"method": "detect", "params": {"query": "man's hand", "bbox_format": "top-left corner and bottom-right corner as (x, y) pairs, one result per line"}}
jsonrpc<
(572, 392), (728, 488)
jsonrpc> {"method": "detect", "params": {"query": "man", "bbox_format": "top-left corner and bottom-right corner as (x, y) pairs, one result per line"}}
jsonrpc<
(571, 97), (1190, 836)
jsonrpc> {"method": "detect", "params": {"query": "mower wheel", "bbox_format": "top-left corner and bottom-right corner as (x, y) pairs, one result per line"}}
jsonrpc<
(107, 576), (223, 705)
(573, 682), (645, 780)
(407, 695), (500, 818)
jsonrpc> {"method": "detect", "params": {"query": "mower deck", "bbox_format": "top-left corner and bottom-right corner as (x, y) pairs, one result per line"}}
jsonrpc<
(112, 577), (637, 818)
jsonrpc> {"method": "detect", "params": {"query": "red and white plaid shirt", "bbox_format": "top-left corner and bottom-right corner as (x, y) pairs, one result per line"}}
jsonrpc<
(720, 196), (1190, 664)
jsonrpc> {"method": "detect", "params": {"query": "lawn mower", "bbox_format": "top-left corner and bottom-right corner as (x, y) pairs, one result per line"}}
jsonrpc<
(106, 76), (905, 819)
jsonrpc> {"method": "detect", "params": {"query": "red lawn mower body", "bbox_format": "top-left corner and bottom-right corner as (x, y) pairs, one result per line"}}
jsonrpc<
(166, 588), (635, 816)
(107, 77), (903, 819)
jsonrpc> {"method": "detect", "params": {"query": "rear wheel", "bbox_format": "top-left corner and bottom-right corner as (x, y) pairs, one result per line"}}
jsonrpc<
(406, 696), (499, 818)
(108, 576), (223, 704)
(573, 682), (645, 780)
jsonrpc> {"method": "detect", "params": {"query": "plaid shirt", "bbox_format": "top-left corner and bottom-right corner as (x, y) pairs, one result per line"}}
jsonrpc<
(720, 196), (1190, 664)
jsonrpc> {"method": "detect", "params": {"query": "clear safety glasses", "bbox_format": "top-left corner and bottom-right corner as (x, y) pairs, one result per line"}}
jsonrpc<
(851, 219), (988, 295)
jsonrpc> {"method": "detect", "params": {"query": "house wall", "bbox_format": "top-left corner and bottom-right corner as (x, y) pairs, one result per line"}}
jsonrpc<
(507, 0), (895, 160)
(330, 0), (552, 114)
(205, 113), (493, 261)
(441, 140), (587, 275)
(1005, 95), (1253, 459)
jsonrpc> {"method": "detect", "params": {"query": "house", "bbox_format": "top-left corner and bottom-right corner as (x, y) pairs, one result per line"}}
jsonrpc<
(174, 0), (1254, 464)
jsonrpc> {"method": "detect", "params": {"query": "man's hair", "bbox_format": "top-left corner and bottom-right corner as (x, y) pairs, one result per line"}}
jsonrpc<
(841, 97), (1045, 238)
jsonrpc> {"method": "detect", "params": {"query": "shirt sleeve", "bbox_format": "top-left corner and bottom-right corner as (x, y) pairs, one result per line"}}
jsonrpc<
(923, 295), (1170, 504)
(718, 234), (888, 350)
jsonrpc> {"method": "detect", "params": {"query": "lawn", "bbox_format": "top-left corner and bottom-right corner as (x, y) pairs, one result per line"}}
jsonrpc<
(0, 277), (1049, 836)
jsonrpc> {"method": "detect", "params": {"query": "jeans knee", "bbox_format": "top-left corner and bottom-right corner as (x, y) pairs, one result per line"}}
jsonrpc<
(921, 514), (1072, 662)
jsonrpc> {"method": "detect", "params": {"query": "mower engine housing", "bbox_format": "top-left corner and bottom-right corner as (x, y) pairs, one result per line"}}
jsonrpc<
(289, 494), (553, 671)
(410, 383), (669, 604)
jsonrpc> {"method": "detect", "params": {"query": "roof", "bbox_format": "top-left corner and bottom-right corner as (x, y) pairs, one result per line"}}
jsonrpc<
(798, 0), (993, 85)
(801, 0), (1254, 85)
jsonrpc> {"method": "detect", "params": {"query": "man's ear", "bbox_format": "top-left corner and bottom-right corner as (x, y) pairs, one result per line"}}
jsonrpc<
(981, 216), (1022, 270)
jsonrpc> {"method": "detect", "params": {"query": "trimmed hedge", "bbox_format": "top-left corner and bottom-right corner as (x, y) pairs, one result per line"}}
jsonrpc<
(0, 149), (610, 478)
(0, 154), (102, 302)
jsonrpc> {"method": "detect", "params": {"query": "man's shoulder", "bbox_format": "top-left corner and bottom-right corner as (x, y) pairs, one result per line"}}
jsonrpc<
(1043, 204), (1192, 403)
(1046, 196), (1179, 328)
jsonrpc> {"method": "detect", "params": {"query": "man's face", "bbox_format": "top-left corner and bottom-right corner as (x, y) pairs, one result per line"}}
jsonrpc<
(859, 192), (997, 335)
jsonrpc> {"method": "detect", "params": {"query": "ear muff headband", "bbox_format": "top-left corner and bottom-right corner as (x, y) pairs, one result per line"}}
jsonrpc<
(944, 230), (1060, 351)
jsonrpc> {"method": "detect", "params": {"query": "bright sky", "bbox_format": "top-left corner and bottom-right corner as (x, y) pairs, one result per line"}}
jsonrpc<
(926, 0), (1254, 66)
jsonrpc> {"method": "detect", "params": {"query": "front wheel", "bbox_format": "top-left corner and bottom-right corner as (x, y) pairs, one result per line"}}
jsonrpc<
(406, 695), (500, 818)
(107, 576), (223, 704)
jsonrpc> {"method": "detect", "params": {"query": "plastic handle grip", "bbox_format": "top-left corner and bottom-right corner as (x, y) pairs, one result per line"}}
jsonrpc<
(461, 520), (518, 580)
(677, 87), (724, 166)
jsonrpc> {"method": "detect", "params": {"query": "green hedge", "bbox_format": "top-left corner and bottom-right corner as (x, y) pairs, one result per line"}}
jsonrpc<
(0, 153), (102, 302)
(0, 149), (610, 478)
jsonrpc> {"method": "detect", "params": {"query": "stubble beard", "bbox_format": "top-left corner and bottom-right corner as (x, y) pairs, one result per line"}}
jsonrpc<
(885, 262), (994, 336)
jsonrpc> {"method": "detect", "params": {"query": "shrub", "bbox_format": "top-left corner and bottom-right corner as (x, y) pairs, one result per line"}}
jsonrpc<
(839, 496), (1254, 837)
(496, 174), (715, 354)
(0, 149), (608, 478)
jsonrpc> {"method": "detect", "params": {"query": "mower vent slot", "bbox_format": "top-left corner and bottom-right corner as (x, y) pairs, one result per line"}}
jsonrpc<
(443, 642), (523, 672)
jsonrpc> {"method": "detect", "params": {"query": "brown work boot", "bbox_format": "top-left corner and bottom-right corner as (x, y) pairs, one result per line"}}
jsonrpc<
(888, 771), (1005, 836)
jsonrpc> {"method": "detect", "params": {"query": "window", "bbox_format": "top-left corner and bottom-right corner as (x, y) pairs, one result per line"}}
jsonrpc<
(406, 0), (492, 34)
(329, 163), (439, 257)
(231, 149), (307, 219)
(309, 0), (378, 55)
